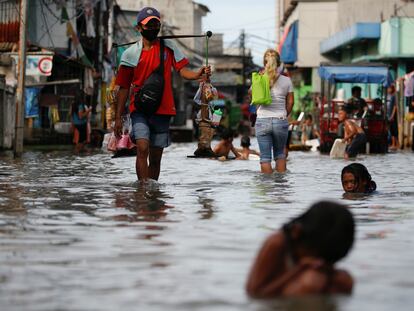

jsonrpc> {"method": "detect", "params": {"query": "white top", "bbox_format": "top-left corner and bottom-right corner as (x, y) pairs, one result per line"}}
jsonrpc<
(256, 75), (293, 119)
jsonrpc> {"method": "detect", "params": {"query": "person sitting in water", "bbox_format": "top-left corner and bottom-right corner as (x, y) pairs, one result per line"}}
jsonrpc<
(338, 108), (366, 159)
(341, 163), (377, 194)
(301, 114), (320, 144)
(345, 86), (367, 118)
(235, 136), (260, 160)
(213, 129), (241, 159)
(246, 201), (355, 298)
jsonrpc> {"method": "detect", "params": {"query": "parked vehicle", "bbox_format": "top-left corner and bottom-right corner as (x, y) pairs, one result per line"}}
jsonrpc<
(318, 63), (393, 154)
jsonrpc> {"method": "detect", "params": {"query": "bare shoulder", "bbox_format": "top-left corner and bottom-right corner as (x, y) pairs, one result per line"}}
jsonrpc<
(263, 231), (286, 249)
(331, 269), (353, 294)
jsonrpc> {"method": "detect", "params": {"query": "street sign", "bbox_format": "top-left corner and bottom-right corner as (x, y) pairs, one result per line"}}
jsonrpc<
(11, 54), (54, 76)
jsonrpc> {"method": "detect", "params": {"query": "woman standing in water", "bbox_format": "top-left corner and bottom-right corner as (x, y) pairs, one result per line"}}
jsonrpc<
(254, 49), (294, 173)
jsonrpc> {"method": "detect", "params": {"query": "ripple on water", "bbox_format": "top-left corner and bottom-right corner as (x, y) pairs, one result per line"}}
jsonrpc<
(0, 148), (413, 311)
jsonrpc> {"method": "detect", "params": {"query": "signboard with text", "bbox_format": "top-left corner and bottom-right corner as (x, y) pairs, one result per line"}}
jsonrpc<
(11, 54), (54, 76)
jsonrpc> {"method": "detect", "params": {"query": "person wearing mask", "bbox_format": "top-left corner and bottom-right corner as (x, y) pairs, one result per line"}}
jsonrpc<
(114, 7), (211, 183)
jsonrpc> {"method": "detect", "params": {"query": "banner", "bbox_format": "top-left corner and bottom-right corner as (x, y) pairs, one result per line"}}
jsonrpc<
(11, 54), (54, 76)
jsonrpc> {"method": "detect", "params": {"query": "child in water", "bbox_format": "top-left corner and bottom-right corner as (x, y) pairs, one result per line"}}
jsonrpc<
(213, 129), (241, 159)
(235, 136), (260, 160)
(246, 201), (355, 298)
(341, 163), (377, 193)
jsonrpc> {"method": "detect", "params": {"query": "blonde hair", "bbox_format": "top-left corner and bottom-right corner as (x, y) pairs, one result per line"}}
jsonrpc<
(263, 49), (281, 86)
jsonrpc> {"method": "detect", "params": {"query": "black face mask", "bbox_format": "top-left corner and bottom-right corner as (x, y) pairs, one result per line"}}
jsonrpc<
(141, 28), (160, 41)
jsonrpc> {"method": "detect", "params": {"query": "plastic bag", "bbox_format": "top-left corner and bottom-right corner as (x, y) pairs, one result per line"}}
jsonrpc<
(193, 82), (218, 105)
(193, 84), (202, 105)
(203, 82), (218, 102)
(107, 133), (118, 152)
(251, 72), (272, 105)
(107, 114), (135, 152)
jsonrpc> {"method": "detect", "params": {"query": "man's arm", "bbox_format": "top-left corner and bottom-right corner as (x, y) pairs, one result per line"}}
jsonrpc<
(179, 66), (211, 81)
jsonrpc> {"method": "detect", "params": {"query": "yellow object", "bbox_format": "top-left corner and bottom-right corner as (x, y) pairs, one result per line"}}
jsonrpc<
(50, 106), (60, 124)
(406, 112), (414, 121)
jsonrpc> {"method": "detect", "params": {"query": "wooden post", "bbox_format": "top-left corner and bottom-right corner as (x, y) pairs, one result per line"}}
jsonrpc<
(14, 0), (28, 157)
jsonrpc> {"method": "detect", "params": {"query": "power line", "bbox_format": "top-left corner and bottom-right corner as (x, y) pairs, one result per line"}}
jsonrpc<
(247, 33), (276, 44)
(209, 16), (275, 32)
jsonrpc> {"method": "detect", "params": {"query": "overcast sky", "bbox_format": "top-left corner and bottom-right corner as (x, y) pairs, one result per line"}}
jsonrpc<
(196, 0), (276, 65)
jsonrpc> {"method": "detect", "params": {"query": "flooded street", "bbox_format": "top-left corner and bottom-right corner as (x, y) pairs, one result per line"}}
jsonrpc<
(0, 139), (413, 311)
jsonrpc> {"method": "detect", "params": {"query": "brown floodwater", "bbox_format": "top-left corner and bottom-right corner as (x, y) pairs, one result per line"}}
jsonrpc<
(0, 140), (413, 311)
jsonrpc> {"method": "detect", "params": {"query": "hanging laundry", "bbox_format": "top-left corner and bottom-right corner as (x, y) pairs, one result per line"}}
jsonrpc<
(83, 0), (96, 38)
(84, 68), (94, 96)
(48, 105), (60, 125)
(404, 73), (414, 98)
(62, 5), (93, 67)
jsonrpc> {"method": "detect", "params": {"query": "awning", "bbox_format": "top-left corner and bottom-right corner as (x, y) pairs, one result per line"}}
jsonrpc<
(318, 64), (393, 86)
(279, 20), (298, 64)
(320, 23), (381, 54)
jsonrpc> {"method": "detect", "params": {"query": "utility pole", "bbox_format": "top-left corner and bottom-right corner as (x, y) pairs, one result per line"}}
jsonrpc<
(240, 29), (246, 89)
(14, 0), (28, 157)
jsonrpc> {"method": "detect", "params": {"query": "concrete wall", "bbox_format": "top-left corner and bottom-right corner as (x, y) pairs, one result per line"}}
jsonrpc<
(285, 1), (339, 68)
(379, 17), (414, 56)
(338, 0), (414, 30)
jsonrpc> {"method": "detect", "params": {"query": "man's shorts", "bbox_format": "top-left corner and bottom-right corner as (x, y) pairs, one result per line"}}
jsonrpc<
(130, 112), (171, 148)
(346, 133), (366, 158)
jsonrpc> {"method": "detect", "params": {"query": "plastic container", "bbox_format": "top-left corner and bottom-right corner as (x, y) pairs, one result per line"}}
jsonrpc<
(211, 109), (222, 126)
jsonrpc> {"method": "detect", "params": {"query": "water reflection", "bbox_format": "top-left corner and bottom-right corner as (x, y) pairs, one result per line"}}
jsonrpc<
(113, 186), (174, 223)
(252, 173), (293, 206)
(0, 148), (413, 311)
(254, 296), (339, 311)
(196, 189), (216, 220)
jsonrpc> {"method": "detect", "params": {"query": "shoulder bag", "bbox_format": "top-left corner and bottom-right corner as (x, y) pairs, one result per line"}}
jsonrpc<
(134, 39), (165, 115)
(251, 72), (272, 105)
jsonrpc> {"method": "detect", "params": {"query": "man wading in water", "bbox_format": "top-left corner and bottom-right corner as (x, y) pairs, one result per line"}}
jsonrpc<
(338, 109), (367, 159)
(114, 7), (210, 183)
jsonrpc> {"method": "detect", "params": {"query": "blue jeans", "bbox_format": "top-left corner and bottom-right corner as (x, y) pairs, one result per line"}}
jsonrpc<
(255, 118), (289, 163)
(130, 112), (171, 148)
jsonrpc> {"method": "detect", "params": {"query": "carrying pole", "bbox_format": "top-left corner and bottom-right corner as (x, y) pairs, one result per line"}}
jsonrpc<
(112, 31), (213, 48)
(14, 0), (28, 158)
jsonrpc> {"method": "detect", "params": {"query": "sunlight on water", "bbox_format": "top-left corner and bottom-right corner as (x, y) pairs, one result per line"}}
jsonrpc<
(0, 142), (413, 311)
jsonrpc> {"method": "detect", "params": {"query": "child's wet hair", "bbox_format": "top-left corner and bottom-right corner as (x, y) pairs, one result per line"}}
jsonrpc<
(341, 163), (372, 189)
(283, 201), (355, 264)
(221, 128), (234, 140)
(348, 163), (372, 183)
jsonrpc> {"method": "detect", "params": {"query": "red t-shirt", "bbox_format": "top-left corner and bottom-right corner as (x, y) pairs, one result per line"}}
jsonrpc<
(115, 40), (189, 115)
